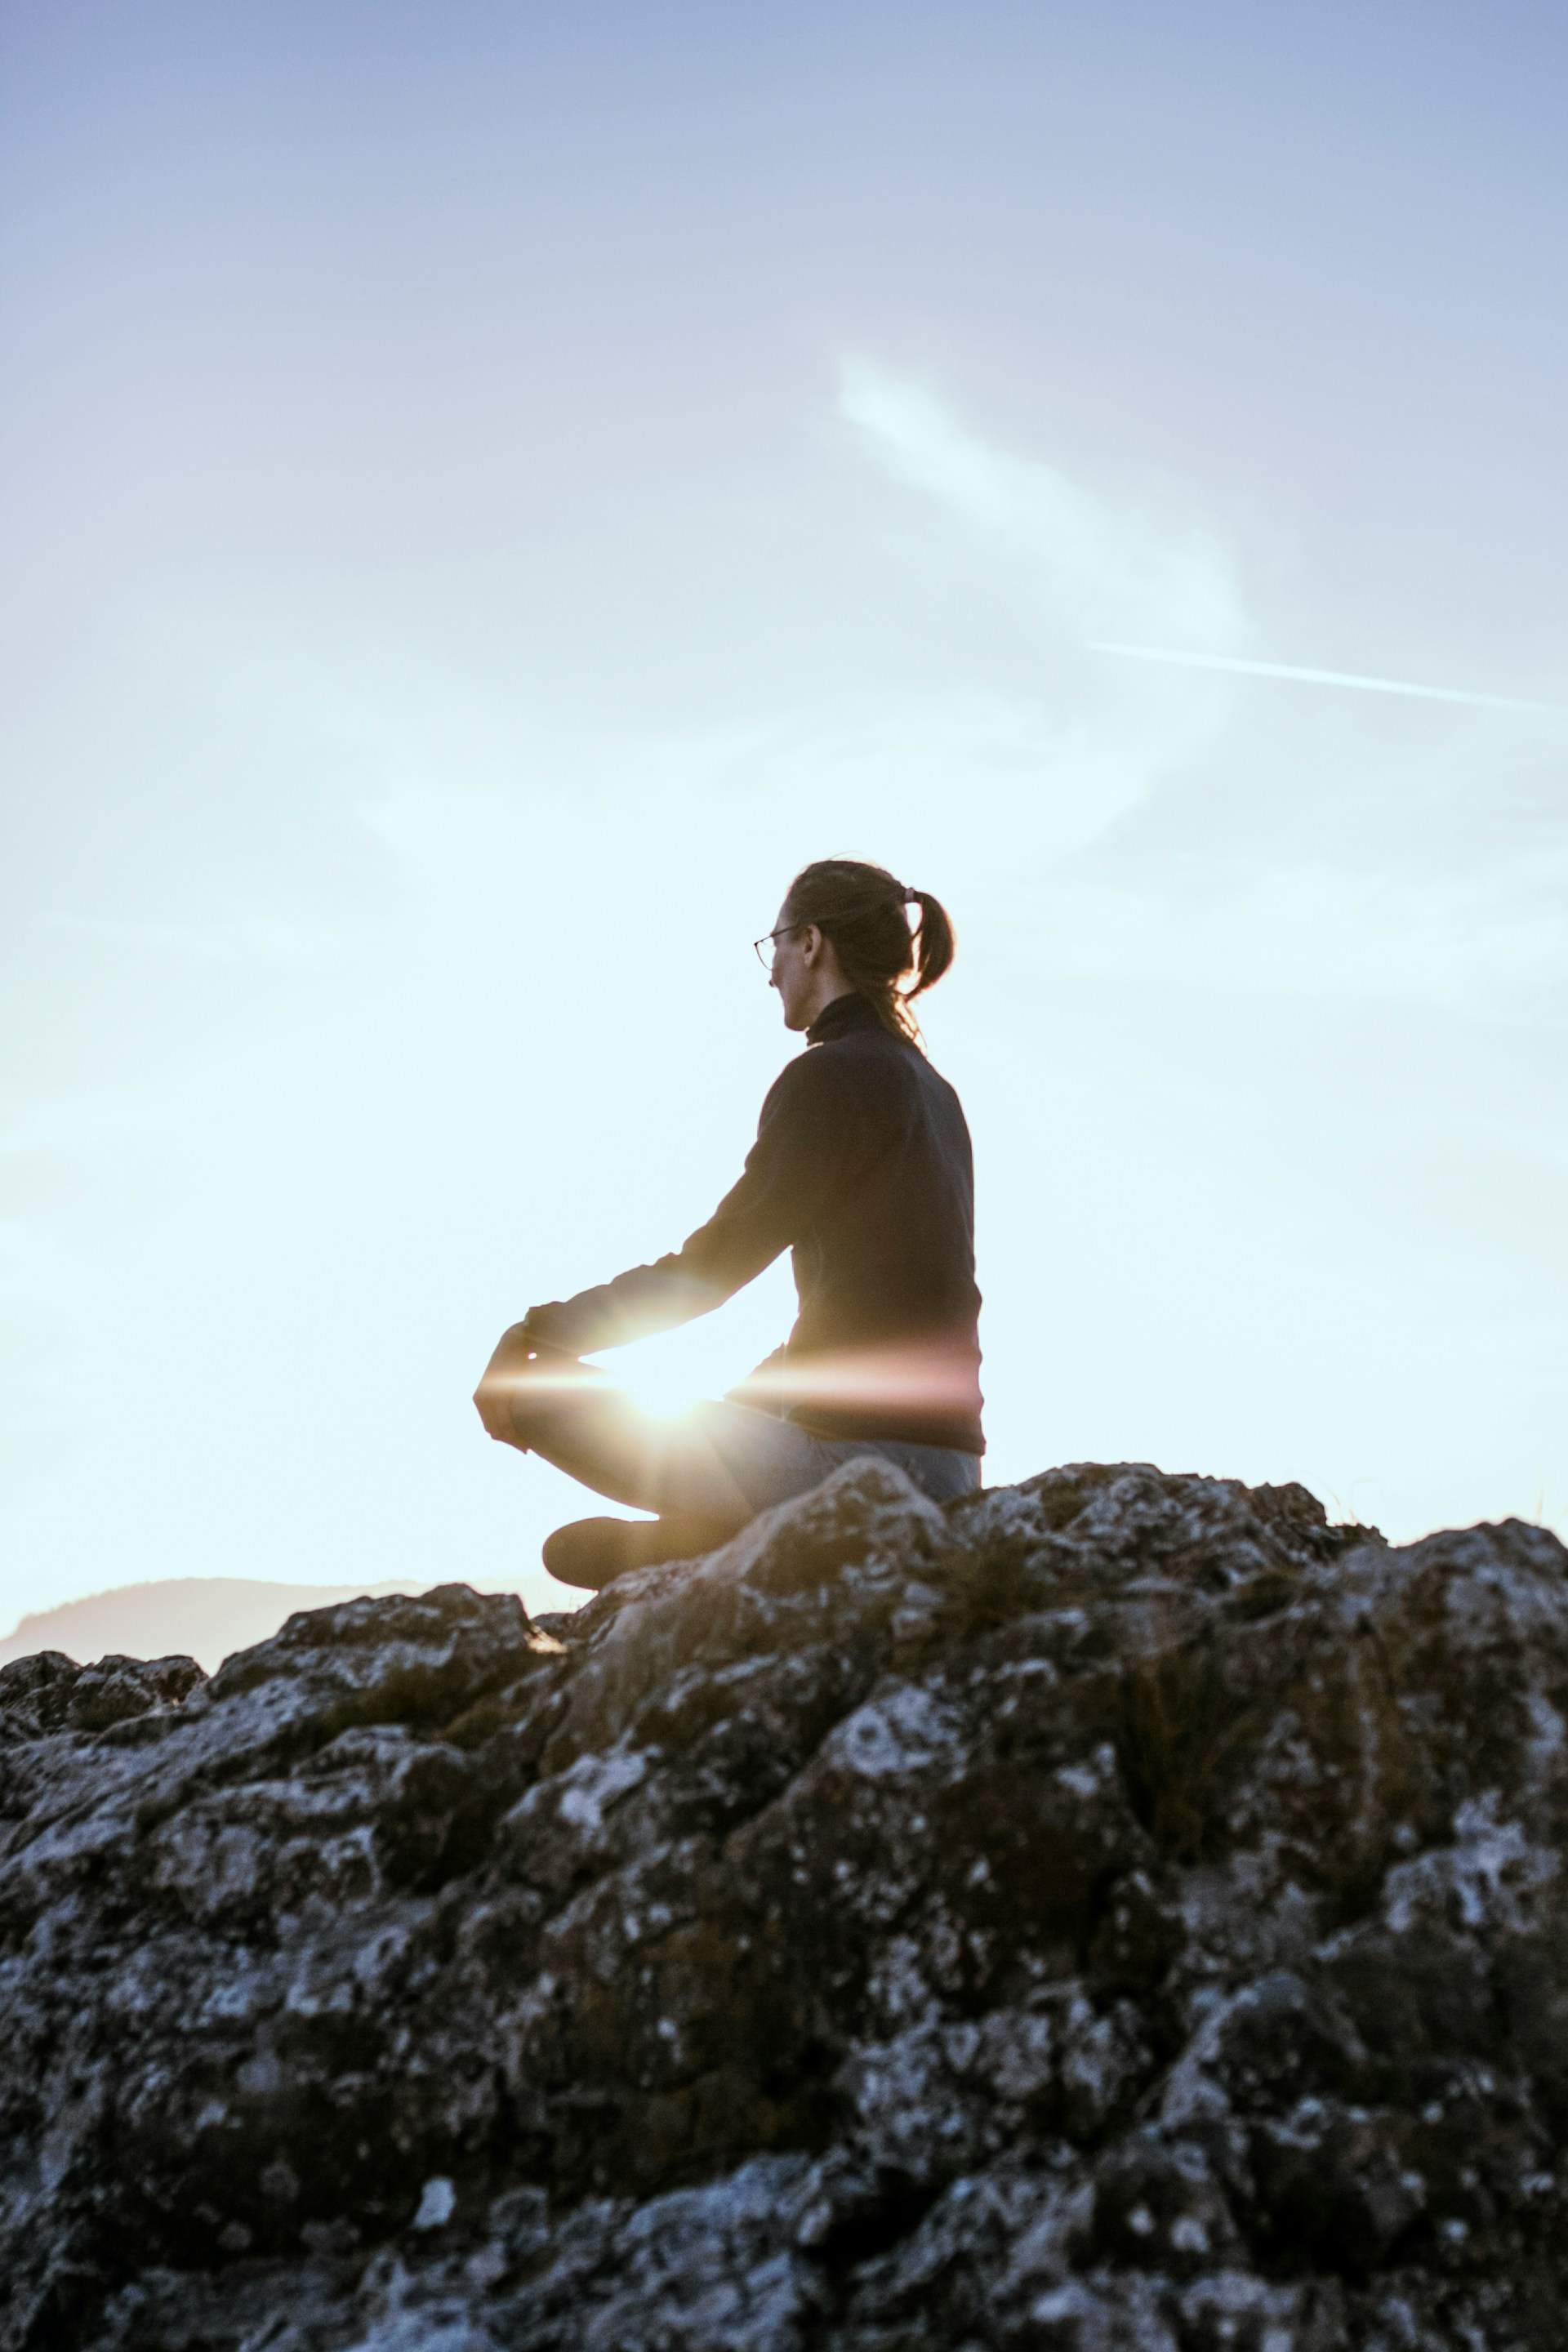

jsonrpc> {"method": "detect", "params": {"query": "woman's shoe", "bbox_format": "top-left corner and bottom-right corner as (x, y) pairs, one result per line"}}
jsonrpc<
(541, 1514), (739, 1592)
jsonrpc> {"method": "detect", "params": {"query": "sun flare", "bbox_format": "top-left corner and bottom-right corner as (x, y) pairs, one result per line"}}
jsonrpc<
(598, 1323), (749, 1424)
(612, 1368), (705, 1423)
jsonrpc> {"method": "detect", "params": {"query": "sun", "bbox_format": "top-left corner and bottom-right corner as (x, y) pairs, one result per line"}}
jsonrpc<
(598, 1324), (743, 1424)
(612, 1365), (704, 1423)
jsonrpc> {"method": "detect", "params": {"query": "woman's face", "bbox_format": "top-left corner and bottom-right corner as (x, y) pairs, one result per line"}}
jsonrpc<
(768, 905), (814, 1025)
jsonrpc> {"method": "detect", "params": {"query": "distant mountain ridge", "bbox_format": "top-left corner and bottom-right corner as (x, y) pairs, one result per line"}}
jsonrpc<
(0, 1577), (434, 1675)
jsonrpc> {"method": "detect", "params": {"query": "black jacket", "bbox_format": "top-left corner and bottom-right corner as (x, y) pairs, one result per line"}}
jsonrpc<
(523, 989), (985, 1454)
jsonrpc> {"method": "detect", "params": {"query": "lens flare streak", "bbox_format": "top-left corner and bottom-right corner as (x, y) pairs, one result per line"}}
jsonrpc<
(497, 1343), (982, 1419)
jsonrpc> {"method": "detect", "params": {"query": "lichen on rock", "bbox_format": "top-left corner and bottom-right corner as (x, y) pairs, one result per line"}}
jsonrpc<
(2, 1459), (1566, 2349)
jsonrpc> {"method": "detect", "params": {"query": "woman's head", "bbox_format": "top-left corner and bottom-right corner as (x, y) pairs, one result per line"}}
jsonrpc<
(768, 858), (957, 1048)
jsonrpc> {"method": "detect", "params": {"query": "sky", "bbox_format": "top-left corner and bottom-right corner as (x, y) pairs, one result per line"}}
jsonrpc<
(3, 1), (1565, 1633)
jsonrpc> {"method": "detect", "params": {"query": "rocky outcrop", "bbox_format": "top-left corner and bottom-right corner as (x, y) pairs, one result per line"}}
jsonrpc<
(2, 1459), (1566, 2350)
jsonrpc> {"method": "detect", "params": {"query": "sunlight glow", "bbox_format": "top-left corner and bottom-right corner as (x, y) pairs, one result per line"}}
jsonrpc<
(612, 1365), (706, 1423)
(581, 1332), (985, 1428)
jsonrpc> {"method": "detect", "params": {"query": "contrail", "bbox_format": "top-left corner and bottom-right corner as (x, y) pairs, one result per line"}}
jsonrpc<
(1088, 640), (1561, 717)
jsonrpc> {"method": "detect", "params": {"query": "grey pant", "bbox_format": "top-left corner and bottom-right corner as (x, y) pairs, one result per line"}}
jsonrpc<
(509, 1356), (982, 1526)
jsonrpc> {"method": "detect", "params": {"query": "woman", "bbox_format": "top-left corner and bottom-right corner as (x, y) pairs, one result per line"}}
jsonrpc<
(473, 858), (985, 1590)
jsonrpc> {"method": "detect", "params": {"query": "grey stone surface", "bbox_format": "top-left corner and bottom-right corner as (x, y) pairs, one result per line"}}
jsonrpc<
(2, 1459), (1566, 2348)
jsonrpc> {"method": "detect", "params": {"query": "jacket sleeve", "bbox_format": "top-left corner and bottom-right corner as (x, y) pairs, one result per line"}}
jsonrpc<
(521, 1052), (858, 1356)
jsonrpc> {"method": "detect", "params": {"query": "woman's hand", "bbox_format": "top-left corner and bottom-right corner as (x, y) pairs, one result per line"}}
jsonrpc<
(472, 1320), (545, 1443)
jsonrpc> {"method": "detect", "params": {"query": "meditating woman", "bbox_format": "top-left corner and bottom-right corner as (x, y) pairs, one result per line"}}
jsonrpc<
(473, 857), (985, 1589)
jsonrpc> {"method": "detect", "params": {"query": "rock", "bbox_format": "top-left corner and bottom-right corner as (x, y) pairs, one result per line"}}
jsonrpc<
(0, 1648), (204, 1743)
(2, 1459), (1566, 2348)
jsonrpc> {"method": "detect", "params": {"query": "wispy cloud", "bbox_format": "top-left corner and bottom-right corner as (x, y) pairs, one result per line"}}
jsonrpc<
(1089, 639), (1564, 718)
(835, 358), (1253, 860)
(835, 359), (1568, 1040)
(840, 358), (1249, 654)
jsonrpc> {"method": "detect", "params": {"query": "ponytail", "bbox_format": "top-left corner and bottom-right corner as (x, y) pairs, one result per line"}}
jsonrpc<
(782, 858), (957, 1050)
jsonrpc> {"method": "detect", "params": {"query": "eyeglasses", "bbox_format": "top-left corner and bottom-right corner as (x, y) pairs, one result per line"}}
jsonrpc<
(753, 924), (800, 971)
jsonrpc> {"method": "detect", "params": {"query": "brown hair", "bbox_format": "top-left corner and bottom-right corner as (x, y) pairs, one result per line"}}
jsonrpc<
(782, 858), (956, 1051)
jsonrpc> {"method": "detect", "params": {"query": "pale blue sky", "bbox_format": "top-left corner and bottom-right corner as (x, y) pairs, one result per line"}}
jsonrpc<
(3, 2), (1564, 1624)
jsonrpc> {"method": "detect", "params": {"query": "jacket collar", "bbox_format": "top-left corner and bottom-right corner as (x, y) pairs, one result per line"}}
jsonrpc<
(806, 990), (880, 1046)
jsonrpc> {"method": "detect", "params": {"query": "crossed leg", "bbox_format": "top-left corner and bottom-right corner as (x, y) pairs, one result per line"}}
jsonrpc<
(474, 1330), (753, 1585)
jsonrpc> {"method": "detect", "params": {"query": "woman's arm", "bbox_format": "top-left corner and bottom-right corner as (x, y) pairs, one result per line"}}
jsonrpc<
(519, 1052), (859, 1356)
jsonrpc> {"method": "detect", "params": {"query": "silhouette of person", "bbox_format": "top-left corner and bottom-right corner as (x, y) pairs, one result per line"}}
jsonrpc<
(474, 859), (984, 1589)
